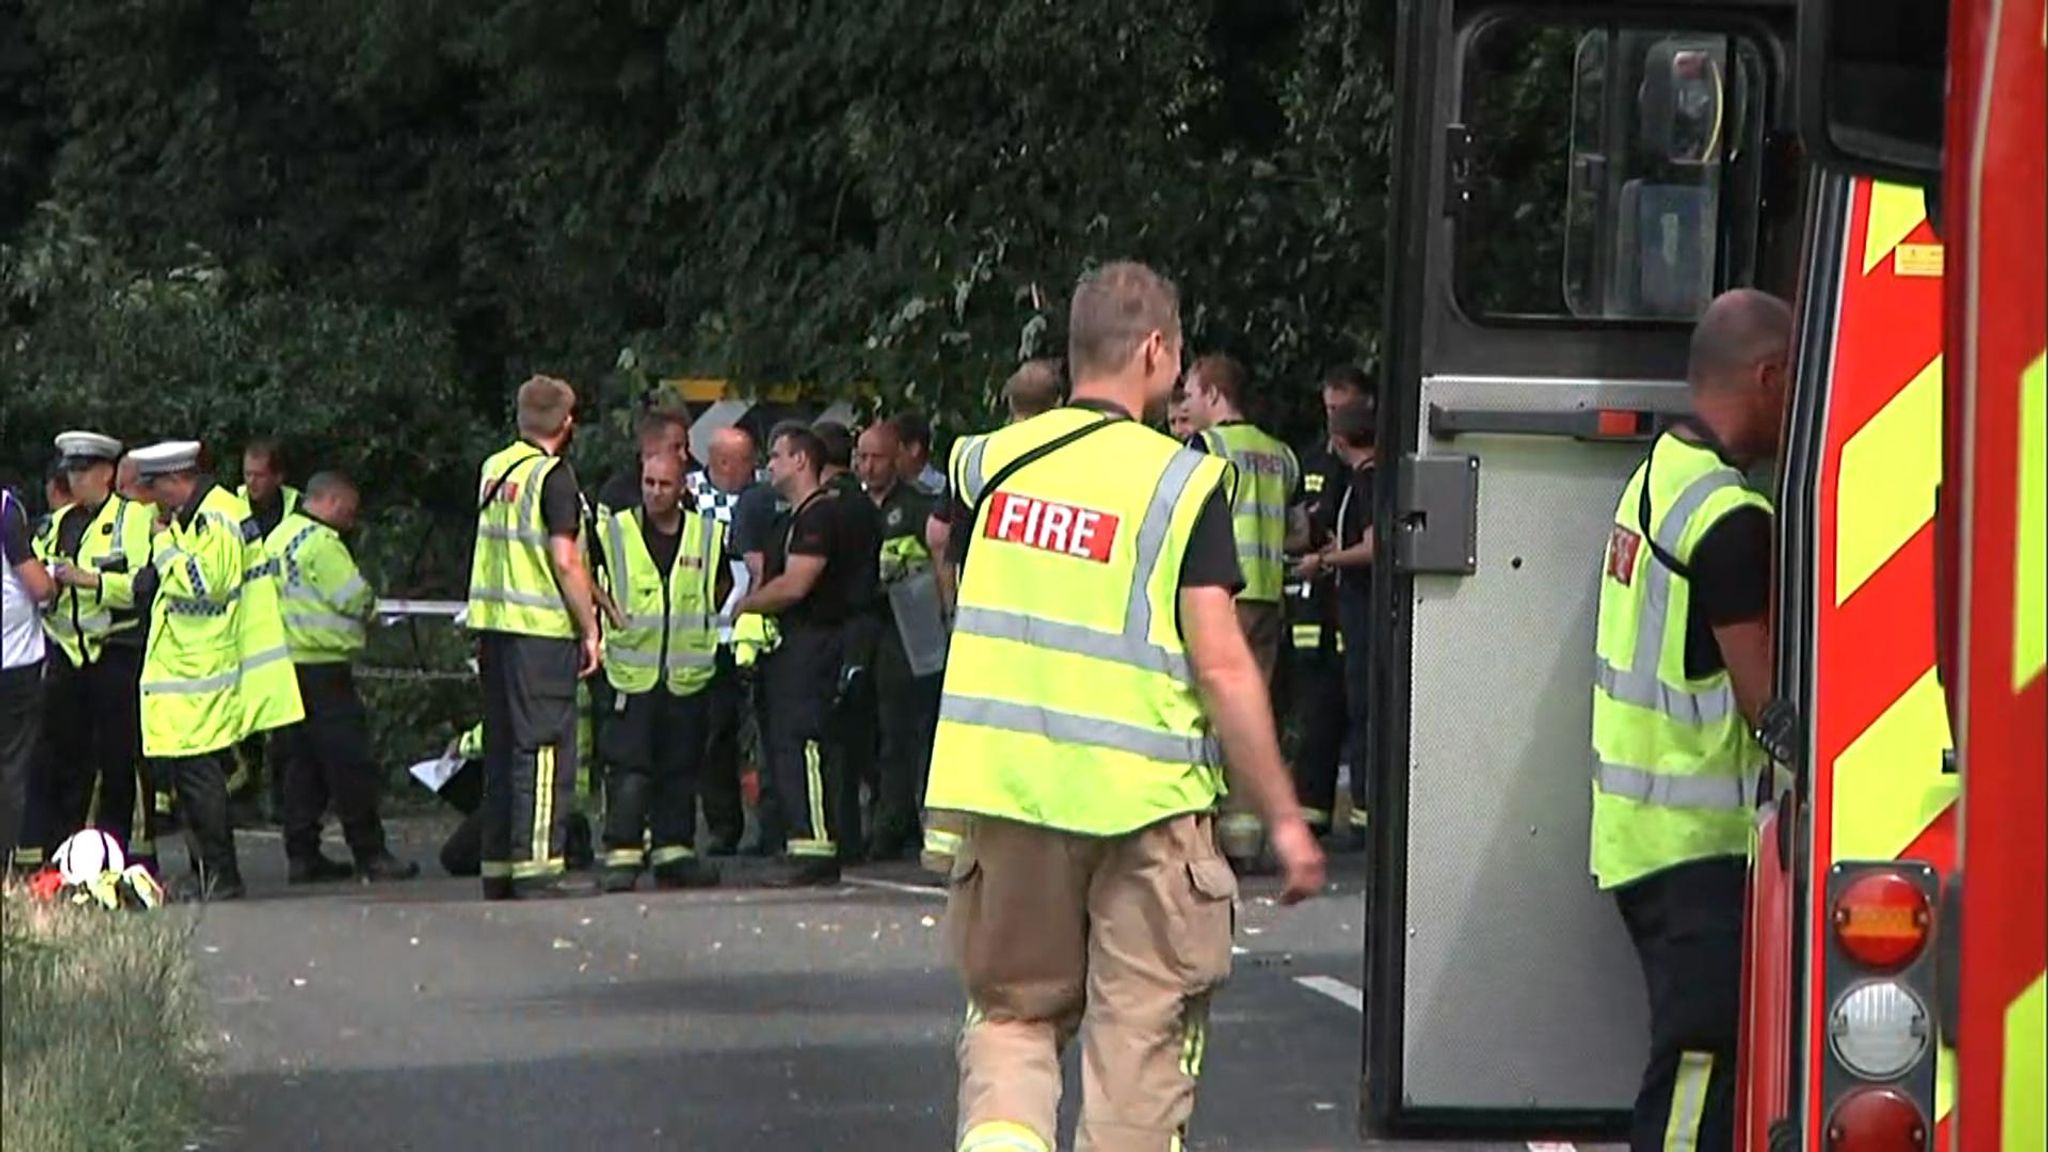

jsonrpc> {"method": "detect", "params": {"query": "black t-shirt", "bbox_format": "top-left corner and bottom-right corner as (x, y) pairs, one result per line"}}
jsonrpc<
(639, 514), (682, 576)
(1296, 443), (1347, 550)
(732, 484), (788, 558)
(1327, 462), (1376, 603)
(767, 486), (879, 629)
(539, 461), (582, 539)
(1683, 504), (1773, 679)
(941, 402), (1243, 593)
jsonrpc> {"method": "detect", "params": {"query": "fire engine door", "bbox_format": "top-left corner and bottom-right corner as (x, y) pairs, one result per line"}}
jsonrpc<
(1362, 1), (1792, 1139)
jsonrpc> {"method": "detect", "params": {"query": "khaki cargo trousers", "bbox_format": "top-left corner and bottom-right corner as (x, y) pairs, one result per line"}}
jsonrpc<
(946, 811), (1238, 1152)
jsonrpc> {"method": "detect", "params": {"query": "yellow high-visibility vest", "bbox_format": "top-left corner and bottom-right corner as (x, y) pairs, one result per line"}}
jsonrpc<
(268, 512), (373, 664)
(35, 496), (155, 665)
(597, 505), (719, 696)
(1590, 434), (1772, 889)
(141, 484), (304, 757)
(926, 407), (1235, 835)
(466, 441), (576, 639)
(1195, 421), (1299, 602)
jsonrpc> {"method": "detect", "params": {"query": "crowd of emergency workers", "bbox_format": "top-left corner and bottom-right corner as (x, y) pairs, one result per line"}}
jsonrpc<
(0, 262), (1789, 1152)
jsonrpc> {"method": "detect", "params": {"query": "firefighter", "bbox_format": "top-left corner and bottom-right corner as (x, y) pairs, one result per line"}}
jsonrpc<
(1592, 290), (1789, 1152)
(467, 375), (606, 901)
(594, 451), (724, 891)
(734, 422), (876, 887)
(130, 440), (305, 900)
(928, 262), (1324, 1152)
(268, 471), (418, 884)
(1181, 353), (1302, 866)
(39, 431), (158, 868)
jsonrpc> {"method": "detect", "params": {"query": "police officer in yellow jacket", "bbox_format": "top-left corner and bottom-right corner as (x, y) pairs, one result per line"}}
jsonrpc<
(130, 440), (305, 899)
(1592, 291), (1788, 1152)
(594, 451), (723, 891)
(928, 262), (1326, 1152)
(467, 376), (606, 901)
(39, 431), (159, 866)
(269, 472), (418, 885)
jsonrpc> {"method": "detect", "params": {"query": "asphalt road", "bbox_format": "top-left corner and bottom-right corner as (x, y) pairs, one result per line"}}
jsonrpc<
(177, 821), (1378, 1152)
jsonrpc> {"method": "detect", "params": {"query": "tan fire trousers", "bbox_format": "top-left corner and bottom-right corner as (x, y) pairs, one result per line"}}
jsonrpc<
(1218, 600), (1283, 860)
(946, 812), (1238, 1152)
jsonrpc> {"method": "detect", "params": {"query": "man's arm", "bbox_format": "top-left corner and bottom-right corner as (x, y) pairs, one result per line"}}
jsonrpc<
(1181, 584), (1294, 826)
(2, 497), (54, 603)
(739, 553), (826, 614)
(538, 466), (602, 641)
(1693, 506), (1775, 729)
(155, 513), (242, 605)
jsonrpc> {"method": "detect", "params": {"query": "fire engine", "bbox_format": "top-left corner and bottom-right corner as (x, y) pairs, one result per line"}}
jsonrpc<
(1356, 0), (2042, 1148)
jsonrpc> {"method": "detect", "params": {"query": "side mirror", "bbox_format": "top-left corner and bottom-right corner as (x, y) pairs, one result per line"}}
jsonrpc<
(1797, 0), (1948, 186)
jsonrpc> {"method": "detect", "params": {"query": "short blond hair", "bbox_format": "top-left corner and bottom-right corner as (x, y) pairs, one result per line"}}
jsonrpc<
(1002, 358), (1065, 419)
(1067, 262), (1179, 383)
(516, 375), (577, 439)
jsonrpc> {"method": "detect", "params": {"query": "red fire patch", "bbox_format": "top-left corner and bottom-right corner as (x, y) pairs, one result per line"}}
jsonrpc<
(984, 492), (1119, 563)
(1606, 525), (1643, 586)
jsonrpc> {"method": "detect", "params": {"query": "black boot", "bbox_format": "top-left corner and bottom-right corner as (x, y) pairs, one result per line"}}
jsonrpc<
(512, 873), (601, 900)
(653, 858), (721, 890)
(354, 851), (420, 883)
(760, 856), (841, 888)
(288, 853), (356, 885)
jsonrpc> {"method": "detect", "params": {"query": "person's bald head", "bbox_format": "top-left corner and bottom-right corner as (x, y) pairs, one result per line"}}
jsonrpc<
(1688, 289), (1793, 463)
(855, 422), (902, 495)
(640, 449), (686, 519)
(707, 426), (756, 492)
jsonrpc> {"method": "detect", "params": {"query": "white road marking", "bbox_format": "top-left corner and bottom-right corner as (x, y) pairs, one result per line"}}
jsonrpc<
(1293, 975), (1363, 1012)
(1525, 1143), (1579, 1151)
(841, 876), (948, 900)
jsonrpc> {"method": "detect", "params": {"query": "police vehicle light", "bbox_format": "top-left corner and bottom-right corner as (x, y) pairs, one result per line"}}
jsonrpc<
(1831, 869), (1931, 970)
(1824, 1086), (1927, 1152)
(1828, 981), (1931, 1080)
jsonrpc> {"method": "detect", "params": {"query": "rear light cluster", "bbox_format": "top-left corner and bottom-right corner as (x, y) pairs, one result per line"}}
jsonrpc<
(1822, 863), (1940, 1152)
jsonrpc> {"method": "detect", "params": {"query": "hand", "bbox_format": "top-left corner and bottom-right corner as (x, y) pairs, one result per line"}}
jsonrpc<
(577, 633), (603, 679)
(54, 564), (97, 589)
(1292, 551), (1326, 581)
(1267, 817), (1327, 906)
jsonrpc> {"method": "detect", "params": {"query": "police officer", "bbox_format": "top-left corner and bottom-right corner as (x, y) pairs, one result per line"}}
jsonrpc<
(929, 262), (1325, 1152)
(694, 426), (759, 856)
(40, 431), (158, 866)
(130, 440), (305, 899)
(229, 437), (298, 825)
(735, 421), (876, 886)
(1180, 354), (1302, 864)
(467, 375), (606, 901)
(1592, 290), (1788, 1152)
(853, 419), (942, 861)
(269, 471), (418, 884)
(594, 451), (723, 891)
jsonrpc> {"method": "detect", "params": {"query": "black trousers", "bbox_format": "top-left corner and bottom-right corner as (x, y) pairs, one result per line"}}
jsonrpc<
(158, 750), (238, 885)
(0, 663), (42, 869)
(761, 625), (844, 859)
(282, 664), (389, 863)
(41, 644), (151, 855)
(477, 632), (580, 885)
(1288, 636), (1351, 831)
(698, 650), (747, 848)
(870, 622), (939, 853)
(1615, 857), (1744, 1152)
(600, 683), (709, 873)
(833, 617), (881, 857)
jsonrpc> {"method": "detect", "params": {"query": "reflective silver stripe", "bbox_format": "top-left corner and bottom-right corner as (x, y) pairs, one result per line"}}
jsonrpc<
(1235, 500), (1290, 523)
(1598, 465), (1744, 726)
(141, 645), (292, 695)
(332, 574), (369, 606)
(468, 587), (563, 610)
(1236, 539), (1285, 568)
(940, 695), (1209, 765)
(282, 608), (366, 638)
(478, 523), (550, 545)
(959, 436), (991, 505)
(623, 612), (715, 632)
(1596, 762), (1751, 811)
(608, 647), (714, 669)
(952, 607), (1191, 680)
(1127, 450), (1206, 641)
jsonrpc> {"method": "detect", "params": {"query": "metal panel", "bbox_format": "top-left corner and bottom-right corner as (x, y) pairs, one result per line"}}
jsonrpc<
(1398, 373), (1685, 1109)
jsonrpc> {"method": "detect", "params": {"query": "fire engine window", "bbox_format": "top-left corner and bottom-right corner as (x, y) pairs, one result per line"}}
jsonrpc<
(1454, 18), (1768, 323)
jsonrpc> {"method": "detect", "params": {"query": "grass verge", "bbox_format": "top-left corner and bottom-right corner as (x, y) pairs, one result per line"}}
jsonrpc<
(1, 883), (206, 1152)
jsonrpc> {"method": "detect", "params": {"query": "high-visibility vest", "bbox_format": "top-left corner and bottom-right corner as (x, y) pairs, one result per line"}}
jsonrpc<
(597, 506), (719, 696)
(141, 484), (304, 758)
(1590, 433), (1771, 890)
(35, 495), (155, 665)
(1195, 421), (1299, 602)
(926, 407), (1236, 836)
(466, 441), (575, 639)
(268, 512), (373, 664)
(237, 483), (302, 519)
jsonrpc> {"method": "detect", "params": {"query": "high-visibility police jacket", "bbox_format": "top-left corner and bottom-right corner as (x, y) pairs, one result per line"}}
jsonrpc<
(141, 483), (304, 758)
(1193, 421), (1299, 602)
(35, 495), (155, 666)
(268, 512), (374, 664)
(597, 506), (720, 697)
(466, 441), (575, 639)
(237, 483), (302, 518)
(1590, 433), (1771, 890)
(926, 406), (1237, 836)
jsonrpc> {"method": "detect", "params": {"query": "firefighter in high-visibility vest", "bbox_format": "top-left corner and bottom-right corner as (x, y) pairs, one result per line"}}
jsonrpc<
(594, 451), (724, 891)
(268, 471), (418, 885)
(1181, 354), (1303, 866)
(927, 262), (1325, 1152)
(1591, 290), (1789, 1152)
(466, 375), (606, 901)
(37, 431), (158, 870)
(130, 439), (305, 900)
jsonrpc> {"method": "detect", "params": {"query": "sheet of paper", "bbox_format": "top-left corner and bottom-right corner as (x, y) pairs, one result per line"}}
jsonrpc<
(408, 754), (463, 793)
